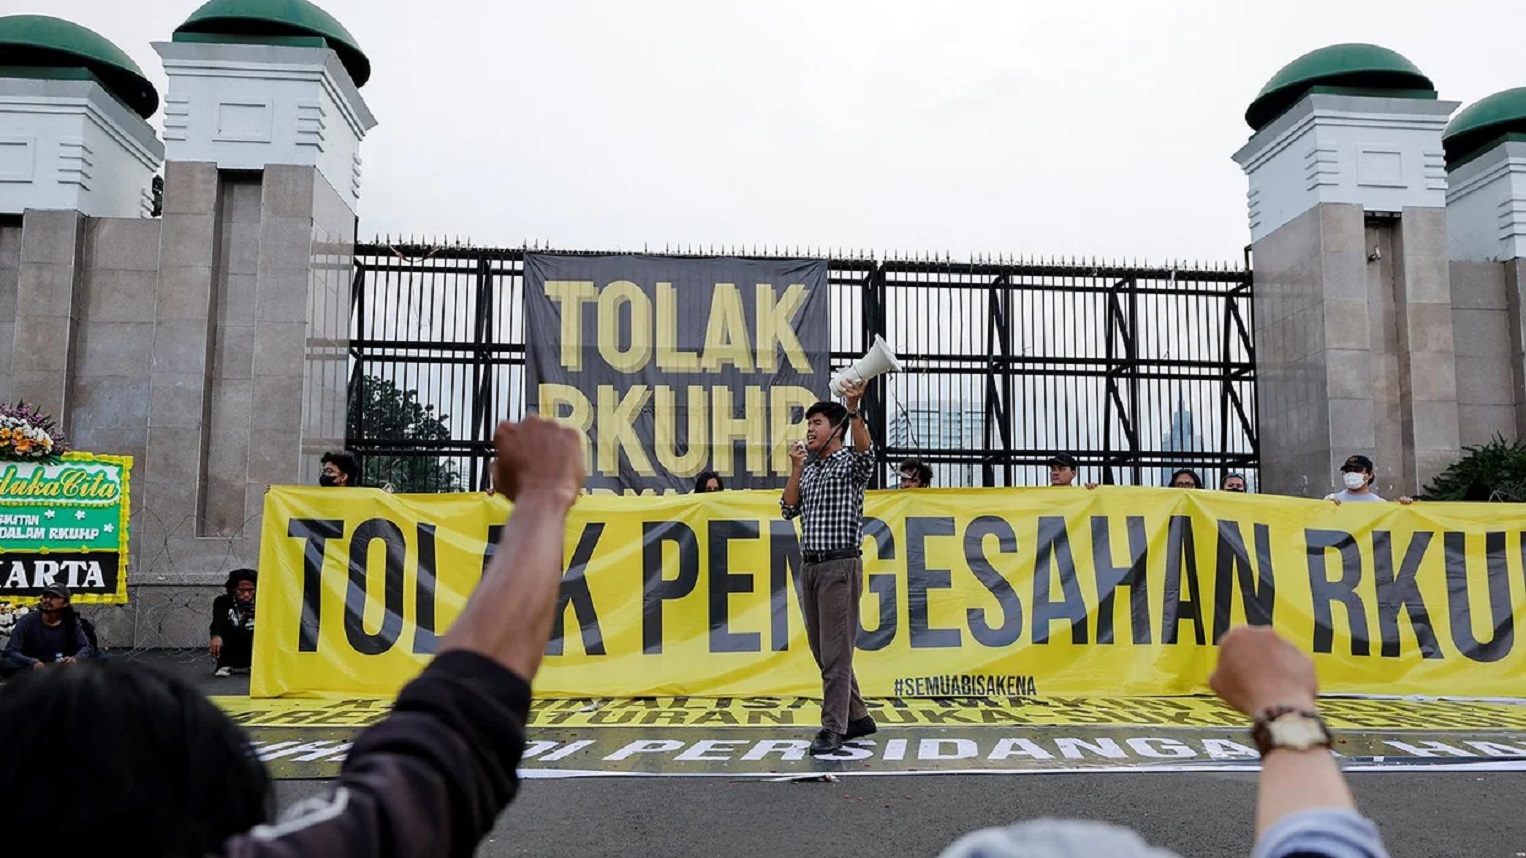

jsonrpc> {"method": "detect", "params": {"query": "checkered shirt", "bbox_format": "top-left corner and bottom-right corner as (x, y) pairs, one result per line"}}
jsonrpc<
(780, 445), (875, 553)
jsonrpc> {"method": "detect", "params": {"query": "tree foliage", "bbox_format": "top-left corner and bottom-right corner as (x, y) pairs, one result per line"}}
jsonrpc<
(346, 375), (461, 493)
(1420, 435), (1526, 502)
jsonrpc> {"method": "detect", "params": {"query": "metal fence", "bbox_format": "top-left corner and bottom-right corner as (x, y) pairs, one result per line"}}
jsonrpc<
(347, 244), (1258, 492)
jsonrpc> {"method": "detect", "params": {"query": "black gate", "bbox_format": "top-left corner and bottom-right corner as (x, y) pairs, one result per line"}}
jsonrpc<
(347, 244), (1257, 493)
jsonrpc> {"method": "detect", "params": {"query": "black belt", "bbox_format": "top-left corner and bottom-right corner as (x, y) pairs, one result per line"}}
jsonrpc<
(802, 548), (861, 564)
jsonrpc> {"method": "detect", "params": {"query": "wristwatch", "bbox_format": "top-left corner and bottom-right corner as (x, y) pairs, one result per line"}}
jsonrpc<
(1251, 706), (1333, 756)
(846, 411), (860, 420)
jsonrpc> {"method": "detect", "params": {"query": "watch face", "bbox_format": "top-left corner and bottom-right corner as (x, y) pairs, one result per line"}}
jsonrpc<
(1269, 716), (1328, 749)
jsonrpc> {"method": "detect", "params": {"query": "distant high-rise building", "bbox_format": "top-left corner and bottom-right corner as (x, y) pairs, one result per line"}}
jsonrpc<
(888, 401), (986, 487)
(1160, 396), (1202, 485)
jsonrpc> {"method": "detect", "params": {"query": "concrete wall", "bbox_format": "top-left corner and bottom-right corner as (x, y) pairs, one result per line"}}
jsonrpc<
(1508, 261), (1526, 435)
(1256, 199), (1526, 500)
(0, 219), (20, 401)
(1390, 207), (1460, 490)
(1450, 261), (1519, 447)
(7, 163), (354, 648)
(1251, 204), (1336, 497)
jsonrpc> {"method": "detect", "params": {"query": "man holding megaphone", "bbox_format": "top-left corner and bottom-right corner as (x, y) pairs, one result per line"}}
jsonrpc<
(781, 377), (878, 756)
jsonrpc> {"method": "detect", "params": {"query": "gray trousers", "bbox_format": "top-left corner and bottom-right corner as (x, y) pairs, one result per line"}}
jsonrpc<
(801, 557), (869, 733)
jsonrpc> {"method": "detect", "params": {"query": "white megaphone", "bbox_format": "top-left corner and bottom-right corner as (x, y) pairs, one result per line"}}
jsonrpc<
(830, 335), (903, 396)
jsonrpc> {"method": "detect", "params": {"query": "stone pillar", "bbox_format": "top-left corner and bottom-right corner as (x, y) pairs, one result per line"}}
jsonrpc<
(1443, 89), (1526, 442)
(152, 20), (374, 502)
(1506, 261), (1526, 436)
(0, 218), (20, 404)
(82, 7), (374, 646)
(1233, 44), (1459, 497)
(12, 211), (86, 424)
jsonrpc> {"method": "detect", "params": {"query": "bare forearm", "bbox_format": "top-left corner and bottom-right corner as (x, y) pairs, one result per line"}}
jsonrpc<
(440, 497), (571, 681)
(1256, 747), (1356, 835)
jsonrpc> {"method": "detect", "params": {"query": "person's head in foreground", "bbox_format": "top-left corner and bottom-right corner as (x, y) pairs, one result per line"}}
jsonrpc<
(1222, 472), (1248, 492)
(1047, 454), (1078, 486)
(693, 470), (724, 493)
(0, 660), (273, 855)
(1168, 468), (1202, 489)
(898, 458), (933, 489)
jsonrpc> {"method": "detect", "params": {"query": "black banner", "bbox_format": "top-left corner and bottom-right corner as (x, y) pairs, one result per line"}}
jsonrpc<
(524, 254), (829, 494)
(0, 552), (121, 597)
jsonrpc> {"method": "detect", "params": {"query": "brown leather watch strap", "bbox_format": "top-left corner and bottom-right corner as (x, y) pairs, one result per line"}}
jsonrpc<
(1251, 706), (1332, 756)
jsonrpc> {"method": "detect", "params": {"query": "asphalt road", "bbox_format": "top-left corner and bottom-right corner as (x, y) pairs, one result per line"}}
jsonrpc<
(141, 651), (1523, 857)
(277, 769), (1520, 857)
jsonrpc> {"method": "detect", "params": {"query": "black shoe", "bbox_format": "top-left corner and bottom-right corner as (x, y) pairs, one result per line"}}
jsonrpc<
(809, 729), (844, 755)
(844, 716), (877, 740)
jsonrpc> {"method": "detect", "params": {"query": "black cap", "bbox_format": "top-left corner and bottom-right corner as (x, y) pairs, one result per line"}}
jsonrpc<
(1341, 454), (1374, 473)
(41, 584), (70, 600)
(1047, 454), (1078, 468)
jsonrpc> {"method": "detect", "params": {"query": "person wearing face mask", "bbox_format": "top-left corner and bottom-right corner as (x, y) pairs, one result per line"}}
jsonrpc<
(1324, 455), (1413, 505)
(319, 450), (361, 488)
(1222, 472), (1248, 493)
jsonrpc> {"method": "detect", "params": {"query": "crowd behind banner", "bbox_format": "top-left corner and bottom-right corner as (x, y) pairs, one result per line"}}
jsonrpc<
(251, 484), (1526, 700)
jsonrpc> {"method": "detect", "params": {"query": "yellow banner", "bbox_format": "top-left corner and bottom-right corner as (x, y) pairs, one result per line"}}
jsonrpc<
(252, 487), (1526, 700)
(217, 695), (1526, 731)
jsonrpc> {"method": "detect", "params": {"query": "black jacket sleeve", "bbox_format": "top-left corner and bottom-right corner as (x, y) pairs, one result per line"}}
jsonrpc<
(217, 650), (531, 858)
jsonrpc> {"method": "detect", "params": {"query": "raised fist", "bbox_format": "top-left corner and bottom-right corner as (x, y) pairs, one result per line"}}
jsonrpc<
(1209, 625), (1318, 717)
(492, 416), (586, 507)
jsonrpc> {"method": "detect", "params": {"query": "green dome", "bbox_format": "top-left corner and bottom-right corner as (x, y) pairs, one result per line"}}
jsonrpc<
(1443, 88), (1526, 168)
(0, 15), (158, 118)
(176, 0), (370, 87)
(1246, 43), (1434, 131)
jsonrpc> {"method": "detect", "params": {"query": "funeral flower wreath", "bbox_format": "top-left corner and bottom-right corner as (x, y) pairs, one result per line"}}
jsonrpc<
(0, 401), (69, 462)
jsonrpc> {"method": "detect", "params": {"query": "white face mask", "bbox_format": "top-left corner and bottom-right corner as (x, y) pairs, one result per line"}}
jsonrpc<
(1342, 472), (1367, 490)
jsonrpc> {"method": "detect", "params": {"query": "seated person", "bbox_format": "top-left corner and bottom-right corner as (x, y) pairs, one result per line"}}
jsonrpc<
(1, 585), (94, 676)
(209, 569), (257, 677)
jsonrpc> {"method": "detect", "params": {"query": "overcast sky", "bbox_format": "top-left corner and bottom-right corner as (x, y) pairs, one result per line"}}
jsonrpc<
(44, 0), (1526, 264)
